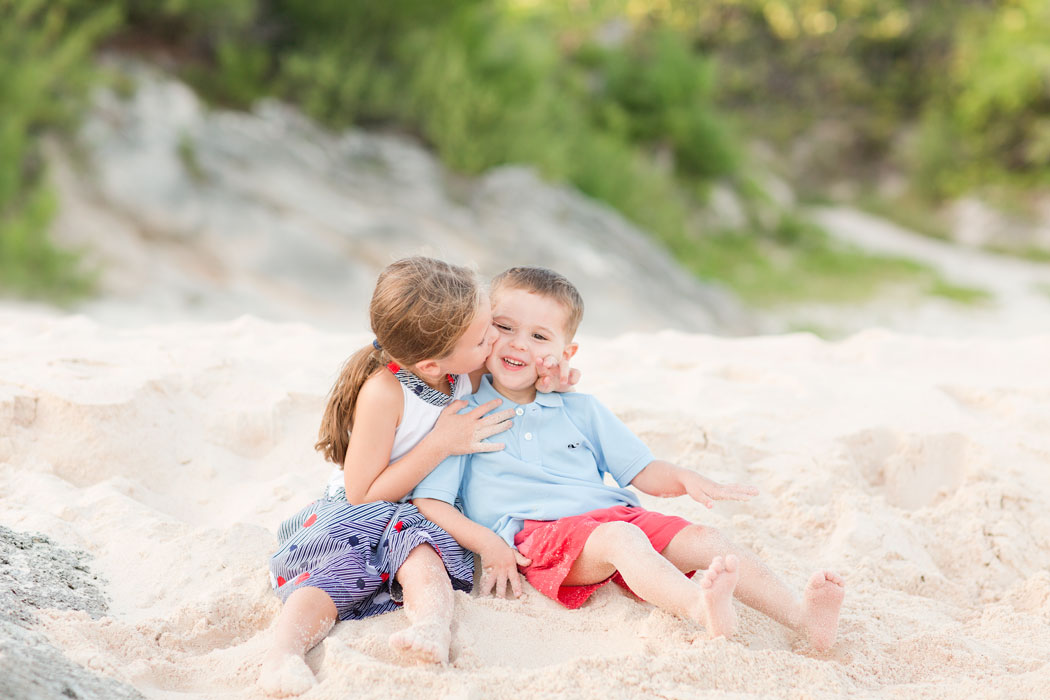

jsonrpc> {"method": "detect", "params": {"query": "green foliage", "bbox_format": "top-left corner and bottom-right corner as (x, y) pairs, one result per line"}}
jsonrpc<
(0, 0), (118, 302)
(679, 214), (983, 307)
(919, 0), (1050, 195)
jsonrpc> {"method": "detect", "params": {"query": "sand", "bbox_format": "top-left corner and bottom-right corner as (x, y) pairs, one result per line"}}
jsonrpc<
(1, 309), (1049, 699)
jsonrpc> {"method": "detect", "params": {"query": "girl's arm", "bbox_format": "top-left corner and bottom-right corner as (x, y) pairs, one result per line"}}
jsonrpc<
(413, 498), (531, 599)
(630, 460), (758, 509)
(344, 373), (514, 504)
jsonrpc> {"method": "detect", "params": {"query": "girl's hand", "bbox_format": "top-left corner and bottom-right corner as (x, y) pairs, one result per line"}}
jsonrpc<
(683, 473), (758, 509)
(535, 355), (581, 393)
(431, 398), (515, 456)
(476, 533), (531, 599)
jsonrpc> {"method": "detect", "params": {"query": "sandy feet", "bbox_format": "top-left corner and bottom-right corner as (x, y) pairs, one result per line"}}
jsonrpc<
(258, 651), (316, 697)
(698, 554), (740, 639)
(389, 620), (452, 665)
(801, 570), (845, 652)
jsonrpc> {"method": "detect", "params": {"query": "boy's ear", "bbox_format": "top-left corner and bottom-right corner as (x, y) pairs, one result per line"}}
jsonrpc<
(563, 343), (578, 361)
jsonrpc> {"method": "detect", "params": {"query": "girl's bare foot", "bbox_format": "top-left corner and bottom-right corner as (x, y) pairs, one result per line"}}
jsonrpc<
(258, 651), (316, 697)
(389, 620), (452, 664)
(801, 570), (845, 652)
(697, 554), (740, 639)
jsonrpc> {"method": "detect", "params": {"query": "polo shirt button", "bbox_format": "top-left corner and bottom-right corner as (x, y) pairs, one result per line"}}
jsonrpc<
(515, 408), (524, 416)
(524, 432), (532, 440)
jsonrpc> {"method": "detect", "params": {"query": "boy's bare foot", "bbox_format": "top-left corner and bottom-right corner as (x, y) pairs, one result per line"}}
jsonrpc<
(801, 570), (845, 652)
(697, 554), (740, 639)
(258, 651), (316, 697)
(389, 620), (452, 664)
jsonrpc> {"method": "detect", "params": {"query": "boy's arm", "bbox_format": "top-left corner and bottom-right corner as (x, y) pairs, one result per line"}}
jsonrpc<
(413, 498), (531, 598)
(630, 460), (758, 509)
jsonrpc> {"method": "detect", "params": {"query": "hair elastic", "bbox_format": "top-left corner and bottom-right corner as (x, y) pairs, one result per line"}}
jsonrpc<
(372, 339), (382, 350)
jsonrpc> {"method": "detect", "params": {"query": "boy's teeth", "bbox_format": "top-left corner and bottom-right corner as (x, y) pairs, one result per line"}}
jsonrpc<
(504, 358), (524, 366)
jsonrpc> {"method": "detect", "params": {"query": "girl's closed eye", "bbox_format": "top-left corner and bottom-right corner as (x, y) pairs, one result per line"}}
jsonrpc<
(495, 322), (512, 332)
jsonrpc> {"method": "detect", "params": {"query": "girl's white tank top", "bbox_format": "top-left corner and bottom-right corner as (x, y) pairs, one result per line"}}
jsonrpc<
(325, 372), (472, 500)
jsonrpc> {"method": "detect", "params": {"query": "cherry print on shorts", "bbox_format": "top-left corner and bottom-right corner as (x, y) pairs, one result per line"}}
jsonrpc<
(303, 513), (317, 527)
(277, 576), (287, 587)
(394, 521), (404, 532)
(294, 572), (310, 585)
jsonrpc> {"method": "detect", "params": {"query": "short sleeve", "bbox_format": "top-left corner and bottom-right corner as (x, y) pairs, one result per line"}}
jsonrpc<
(411, 453), (466, 505)
(573, 396), (653, 487)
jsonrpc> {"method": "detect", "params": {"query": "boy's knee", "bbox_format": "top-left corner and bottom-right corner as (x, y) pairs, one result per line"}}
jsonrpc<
(681, 524), (728, 549)
(591, 520), (651, 551)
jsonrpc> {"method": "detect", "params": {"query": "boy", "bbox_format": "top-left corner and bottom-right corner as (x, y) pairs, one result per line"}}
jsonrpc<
(413, 267), (844, 650)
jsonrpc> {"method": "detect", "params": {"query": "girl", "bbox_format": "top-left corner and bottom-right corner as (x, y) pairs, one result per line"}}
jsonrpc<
(259, 257), (516, 696)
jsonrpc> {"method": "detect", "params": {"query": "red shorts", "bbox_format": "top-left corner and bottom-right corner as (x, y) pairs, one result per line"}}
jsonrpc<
(513, 505), (693, 609)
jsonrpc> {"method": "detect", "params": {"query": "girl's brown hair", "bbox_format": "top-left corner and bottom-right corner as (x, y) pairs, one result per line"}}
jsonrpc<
(315, 257), (481, 466)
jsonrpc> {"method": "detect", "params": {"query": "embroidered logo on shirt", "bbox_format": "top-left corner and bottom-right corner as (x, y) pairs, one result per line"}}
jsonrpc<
(567, 442), (581, 449)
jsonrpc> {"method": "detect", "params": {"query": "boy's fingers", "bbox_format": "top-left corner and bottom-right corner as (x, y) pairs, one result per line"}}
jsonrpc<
(494, 573), (507, 599)
(472, 441), (506, 453)
(567, 368), (581, 386)
(510, 572), (523, 599)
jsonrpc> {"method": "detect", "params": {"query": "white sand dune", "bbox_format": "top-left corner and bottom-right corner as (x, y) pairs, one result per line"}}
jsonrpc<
(2, 311), (1049, 699)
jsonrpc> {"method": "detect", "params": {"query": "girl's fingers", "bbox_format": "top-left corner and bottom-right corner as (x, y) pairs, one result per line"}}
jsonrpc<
(475, 421), (512, 441)
(443, 399), (468, 414)
(472, 441), (506, 453)
(483, 408), (516, 424)
(469, 398), (503, 416)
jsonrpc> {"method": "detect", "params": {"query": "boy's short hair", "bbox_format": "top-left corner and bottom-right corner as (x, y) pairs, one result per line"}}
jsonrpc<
(490, 266), (585, 339)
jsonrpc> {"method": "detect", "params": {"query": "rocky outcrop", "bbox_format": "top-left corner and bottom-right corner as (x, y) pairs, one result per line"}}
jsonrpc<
(50, 62), (752, 335)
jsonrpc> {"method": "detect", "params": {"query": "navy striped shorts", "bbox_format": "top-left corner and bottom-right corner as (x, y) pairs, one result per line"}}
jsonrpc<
(269, 497), (474, 620)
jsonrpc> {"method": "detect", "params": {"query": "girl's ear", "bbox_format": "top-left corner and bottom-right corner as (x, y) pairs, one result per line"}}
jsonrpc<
(413, 358), (443, 379)
(563, 343), (578, 361)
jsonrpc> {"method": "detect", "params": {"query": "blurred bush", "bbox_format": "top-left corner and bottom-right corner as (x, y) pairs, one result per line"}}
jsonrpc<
(0, 0), (118, 301)
(6, 0), (1046, 303)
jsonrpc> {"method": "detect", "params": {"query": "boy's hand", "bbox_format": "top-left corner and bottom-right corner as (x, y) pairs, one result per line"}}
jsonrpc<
(535, 355), (580, 394)
(431, 398), (515, 455)
(476, 532), (531, 599)
(683, 472), (758, 509)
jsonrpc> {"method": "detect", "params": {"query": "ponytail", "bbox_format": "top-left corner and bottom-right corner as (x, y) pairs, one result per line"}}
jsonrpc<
(315, 343), (385, 465)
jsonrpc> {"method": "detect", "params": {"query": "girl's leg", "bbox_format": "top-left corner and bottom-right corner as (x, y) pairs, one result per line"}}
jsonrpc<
(388, 544), (454, 664)
(563, 521), (740, 638)
(660, 525), (845, 651)
(259, 586), (337, 697)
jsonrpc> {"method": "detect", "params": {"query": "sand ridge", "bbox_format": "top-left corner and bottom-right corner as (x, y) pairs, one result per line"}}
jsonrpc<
(1, 312), (1049, 699)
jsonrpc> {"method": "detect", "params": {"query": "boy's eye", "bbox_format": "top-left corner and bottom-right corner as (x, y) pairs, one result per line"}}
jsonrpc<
(495, 323), (512, 332)
(532, 333), (548, 341)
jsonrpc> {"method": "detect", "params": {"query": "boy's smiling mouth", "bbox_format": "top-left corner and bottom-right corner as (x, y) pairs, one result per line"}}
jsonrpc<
(500, 356), (527, 370)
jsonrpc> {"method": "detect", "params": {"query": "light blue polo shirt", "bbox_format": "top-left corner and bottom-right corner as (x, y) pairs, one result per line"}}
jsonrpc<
(412, 375), (654, 545)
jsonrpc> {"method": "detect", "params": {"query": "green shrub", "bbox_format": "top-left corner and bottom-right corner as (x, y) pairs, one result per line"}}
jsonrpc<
(0, 0), (119, 302)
